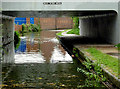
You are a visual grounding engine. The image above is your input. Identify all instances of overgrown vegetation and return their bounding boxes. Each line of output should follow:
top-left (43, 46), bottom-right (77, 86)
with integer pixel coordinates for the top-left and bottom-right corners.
top-left (73, 48), bottom-right (106, 87)
top-left (67, 17), bottom-right (80, 35)
top-left (14, 31), bottom-right (21, 50)
top-left (20, 24), bottom-right (41, 36)
top-left (77, 66), bottom-right (106, 87)
top-left (56, 17), bottom-right (80, 36)
top-left (86, 48), bottom-right (118, 77)
top-left (19, 24), bottom-right (26, 36)
top-left (72, 17), bottom-right (79, 29)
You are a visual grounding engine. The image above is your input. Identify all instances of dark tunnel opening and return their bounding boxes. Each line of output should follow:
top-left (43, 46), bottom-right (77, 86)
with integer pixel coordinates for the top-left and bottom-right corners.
top-left (2, 10), bottom-right (118, 45)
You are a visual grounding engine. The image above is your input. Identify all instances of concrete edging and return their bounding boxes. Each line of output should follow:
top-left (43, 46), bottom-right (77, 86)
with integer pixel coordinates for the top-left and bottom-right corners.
top-left (78, 49), bottom-right (120, 88)
top-left (56, 32), bottom-right (120, 88)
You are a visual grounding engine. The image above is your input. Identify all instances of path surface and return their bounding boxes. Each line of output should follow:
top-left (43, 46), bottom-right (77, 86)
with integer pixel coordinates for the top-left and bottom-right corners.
top-left (75, 44), bottom-right (118, 58)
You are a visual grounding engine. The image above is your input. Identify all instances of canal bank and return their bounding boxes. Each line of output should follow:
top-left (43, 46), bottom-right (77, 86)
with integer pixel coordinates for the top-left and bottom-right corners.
top-left (74, 45), bottom-right (120, 88)
top-left (2, 30), bottom-right (106, 88)
top-left (56, 32), bottom-right (120, 89)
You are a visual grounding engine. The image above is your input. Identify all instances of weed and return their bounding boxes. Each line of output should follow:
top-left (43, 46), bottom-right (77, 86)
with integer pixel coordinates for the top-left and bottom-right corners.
top-left (73, 47), bottom-right (107, 86)
top-left (86, 48), bottom-right (118, 77)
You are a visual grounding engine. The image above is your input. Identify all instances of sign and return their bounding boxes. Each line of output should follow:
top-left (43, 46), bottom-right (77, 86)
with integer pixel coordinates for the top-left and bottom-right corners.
top-left (30, 17), bottom-right (34, 24)
top-left (15, 17), bottom-right (26, 25)
top-left (43, 2), bottom-right (62, 5)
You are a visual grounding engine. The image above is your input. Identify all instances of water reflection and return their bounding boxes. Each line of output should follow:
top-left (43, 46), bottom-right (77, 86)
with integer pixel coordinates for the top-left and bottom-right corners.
top-left (15, 30), bottom-right (72, 63)
top-left (3, 30), bottom-right (106, 88)
top-left (3, 63), bottom-right (86, 88)
top-left (15, 37), bottom-right (26, 53)
top-left (50, 46), bottom-right (72, 63)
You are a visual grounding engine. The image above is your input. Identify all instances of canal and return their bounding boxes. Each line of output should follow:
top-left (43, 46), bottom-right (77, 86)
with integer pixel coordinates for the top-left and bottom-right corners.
top-left (2, 30), bottom-right (106, 88)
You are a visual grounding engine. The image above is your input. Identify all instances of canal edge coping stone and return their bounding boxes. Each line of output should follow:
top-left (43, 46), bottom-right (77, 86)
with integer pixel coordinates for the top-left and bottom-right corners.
top-left (56, 32), bottom-right (120, 88)
top-left (76, 48), bottom-right (120, 88)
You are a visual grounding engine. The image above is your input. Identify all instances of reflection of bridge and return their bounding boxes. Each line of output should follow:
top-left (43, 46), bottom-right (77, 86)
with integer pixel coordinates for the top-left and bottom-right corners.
top-left (1, 0), bottom-right (120, 83)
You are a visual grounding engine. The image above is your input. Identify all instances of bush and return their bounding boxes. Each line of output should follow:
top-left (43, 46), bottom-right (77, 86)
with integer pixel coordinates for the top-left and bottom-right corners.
top-left (72, 17), bottom-right (79, 29)
top-left (26, 24), bottom-right (41, 32)
top-left (20, 24), bottom-right (27, 36)
top-left (31, 24), bottom-right (39, 32)
top-left (22, 24), bottom-right (27, 32)
top-left (66, 17), bottom-right (80, 35)
top-left (19, 24), bottom-right (41, 36)
top-left (14, 31), bottom-right (21, 50)
top-left (26, 24), bottom-right (31, 32)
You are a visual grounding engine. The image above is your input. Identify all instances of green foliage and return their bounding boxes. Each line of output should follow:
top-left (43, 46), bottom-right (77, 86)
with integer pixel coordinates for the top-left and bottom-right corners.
top-left (56, 29), bottom-right (70, 36)
top-left (67, 28), bottom-right (79, 35)
top-left (72, 17), bottom-right (79, 29)
top-left (77, 67), bottom-right (104, 87)
top-left (114, 43), bottom-right (120, 47)
top-left (114, 43), bottom-right (120, 50)
top-left (56, 31), bottom-right (63, 36)
top-left (78, 60), bottom-right (106, 81)
top-left (73, 47), bottom-right (106, 87)
top-left (31, 24), bottom-right (39, 32)
top-left (86, 48), bottom-right (118, 77)
top-left (20, 24), bottom-right (26, 36)
top-left (56, 17), bottom-right (80, 36)
top-left (26, 24), bottom-right (31, 32)
top-left (19, 24), bottom-right (41, 36)
top-left (82, 61), bottom-right (92, 70)
top-left (14, 31), bottom-right (21, 50)
top-left (77, 61), bottom-right (107, 87)
top-left (28, 24), bottom-right (41, 32)
top-left (77, 78), bottom-right (102, 87)
top-left (22, 24), bottom-right (27, 32)
top-left (67, 17), bottom-right (79, 35)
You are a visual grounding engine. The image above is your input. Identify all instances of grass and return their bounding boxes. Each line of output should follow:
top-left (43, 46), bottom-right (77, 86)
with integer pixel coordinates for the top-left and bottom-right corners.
top-left (56, 29), bottom-right (80, 36)
top-left (56, 31), bottom-right (64, 36)
top-left (85, 48), bottom-right (118, 77)
top-left (56, 29), bottom-right (71, 36)
top-left (67, 28), bottom-right (79, 35)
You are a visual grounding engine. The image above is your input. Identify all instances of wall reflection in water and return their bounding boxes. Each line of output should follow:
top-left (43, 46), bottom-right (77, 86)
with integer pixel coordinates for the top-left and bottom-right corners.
top-left (15, 30), bottom-right (72, 64)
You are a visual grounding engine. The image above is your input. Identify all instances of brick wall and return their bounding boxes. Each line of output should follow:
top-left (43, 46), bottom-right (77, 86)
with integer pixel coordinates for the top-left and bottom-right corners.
top-left (56, 17), bottom-right (73, 29)
top-left (40, 18), bottom-right (56, 30)
top-left (15, 17), bottom-right (73, 30)
top-left (15, 25), bottom-right (22, 31)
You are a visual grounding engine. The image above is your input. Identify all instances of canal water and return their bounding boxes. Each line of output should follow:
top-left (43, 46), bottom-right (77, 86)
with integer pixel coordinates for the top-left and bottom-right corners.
top-left (3, 30), bottom-right (106, 88)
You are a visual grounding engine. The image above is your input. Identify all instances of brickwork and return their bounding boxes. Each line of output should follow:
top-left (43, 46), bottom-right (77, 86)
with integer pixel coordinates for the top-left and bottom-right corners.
top-left (34, 18), bottom-right (39, 24)
top-left (40, 18), bottom-right (56, 30)
top-left (26, 18), bottom-right (30, 24)
top-left (56, 17), bottom-right (73, 29)
top-left (15, 25), bottom-right (22, 31)
top-left (15, 17), bottom-right (73, 30)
